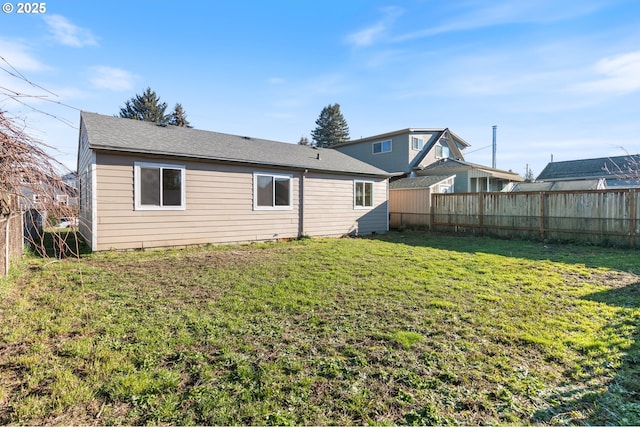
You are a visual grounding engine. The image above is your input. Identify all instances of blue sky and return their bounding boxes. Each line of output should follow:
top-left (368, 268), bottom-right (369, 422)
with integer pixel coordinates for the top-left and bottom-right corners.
top-left (1, 0), bottom-right (639, 177)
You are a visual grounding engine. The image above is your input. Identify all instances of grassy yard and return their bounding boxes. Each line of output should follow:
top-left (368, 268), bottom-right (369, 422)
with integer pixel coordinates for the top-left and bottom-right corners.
top-left (0, 231), bottom-right (639, 425)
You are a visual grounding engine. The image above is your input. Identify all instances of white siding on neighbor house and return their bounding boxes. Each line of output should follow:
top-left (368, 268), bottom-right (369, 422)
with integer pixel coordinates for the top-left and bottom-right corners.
top-left (91, 153), bottom-right (388, 250)
top-left (302, 173), bottom-right (388, 237)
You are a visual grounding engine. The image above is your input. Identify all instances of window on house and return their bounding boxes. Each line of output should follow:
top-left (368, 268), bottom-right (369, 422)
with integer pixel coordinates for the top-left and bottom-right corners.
top-left (56, 194), bottom-right (70, 205)
top-left (373, 140), bottom-right (392, 154)
top-left (254, 173), bottom-right (292, 210)
top-left (435, 144), bottom-right (450, 159)
top-left (354, 181), bottom-right (373, 208)
top-left (135, 162), bottom-right (185, 210)
top-left (412, 137), bottom-right (423, 150)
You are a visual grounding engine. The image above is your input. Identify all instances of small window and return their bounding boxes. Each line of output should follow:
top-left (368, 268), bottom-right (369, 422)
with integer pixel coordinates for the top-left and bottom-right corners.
top-left (135, 162), bottom-right (185, 210)
top-left (412, 137), bottom-right (423, 150)
top-left (373, 139), bottom-right (392, 154)
top-left (354, 181), bottom-right (373, 208)
top-left (435, 144), bottom-right (450, 159)
top-left (254, 173), bottom-right (292, 210)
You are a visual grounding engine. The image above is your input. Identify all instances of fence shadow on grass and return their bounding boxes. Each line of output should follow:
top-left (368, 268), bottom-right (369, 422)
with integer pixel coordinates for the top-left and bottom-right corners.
top-left (532, 282), bottom-right (640, 425)
top-left (372, 230), bottom-right (640, 274)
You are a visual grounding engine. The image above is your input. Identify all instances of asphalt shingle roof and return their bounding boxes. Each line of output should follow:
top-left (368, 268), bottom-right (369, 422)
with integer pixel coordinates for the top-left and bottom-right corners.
top-left (81, 112), bottom-right (389, 177)
top-left (537, 155), bottom-right (640, 181)
top-left (389, 175), bottom-right (454, 190)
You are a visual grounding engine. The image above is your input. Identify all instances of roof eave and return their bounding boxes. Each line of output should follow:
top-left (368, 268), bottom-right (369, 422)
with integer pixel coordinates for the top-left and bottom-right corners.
top-left (91, 145), bottom-right (391, 178)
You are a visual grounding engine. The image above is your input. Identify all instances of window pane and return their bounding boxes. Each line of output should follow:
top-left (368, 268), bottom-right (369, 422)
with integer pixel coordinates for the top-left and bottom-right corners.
top-left (364, 182), bottom-right (373, 207)
top-left (257, 175), bottom-right (273, 207)
top-left (382, 140), bottom-right (391, 152)
top-left (274, 177), bottom-right (290, 206)
top-left (162, 168), bottom-right (182, 206)
top-left (141, 167), bottom-right (160, 206)
top-left (373, 143), bottom-right (381, 153)
top-left (355, 182), bottom-right (364, 206)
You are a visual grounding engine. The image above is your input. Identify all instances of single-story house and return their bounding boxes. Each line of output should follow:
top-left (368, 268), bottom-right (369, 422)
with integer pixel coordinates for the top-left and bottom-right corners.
top-left (536, 155), bottom-right (640, 188)
top-left (77, 112), bottom-right (390, 251)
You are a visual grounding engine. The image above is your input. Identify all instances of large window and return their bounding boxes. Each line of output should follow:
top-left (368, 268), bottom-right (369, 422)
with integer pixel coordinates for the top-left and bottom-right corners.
top-left (254, 173), bottom-right (292, 210)
top-left (135, 162), bottom-right (185, 210)
top-left (354, 181), bottom-right (373, 208)
top-left (373, 139), bottom-right (392, 154)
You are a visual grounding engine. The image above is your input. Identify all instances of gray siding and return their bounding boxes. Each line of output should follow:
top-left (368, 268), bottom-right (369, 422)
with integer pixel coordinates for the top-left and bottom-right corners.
top-left (77, 121), bottom-right (95, 250)
top-left (335, 135), bottom-right (411, 174)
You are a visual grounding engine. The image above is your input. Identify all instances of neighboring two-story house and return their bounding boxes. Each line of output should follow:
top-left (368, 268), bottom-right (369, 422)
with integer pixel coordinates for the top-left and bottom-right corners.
top-left (333, 128), bottom-right (523, 193)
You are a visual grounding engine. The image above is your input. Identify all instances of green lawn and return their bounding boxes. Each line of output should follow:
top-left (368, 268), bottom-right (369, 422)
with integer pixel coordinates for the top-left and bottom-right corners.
top-left (1, 232), bottom-right (639, 425)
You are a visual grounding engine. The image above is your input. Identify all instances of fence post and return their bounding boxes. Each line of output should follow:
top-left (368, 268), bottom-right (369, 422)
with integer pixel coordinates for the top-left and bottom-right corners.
top-left (478, 193), bottom-right (484, 236)
top-left (430, 196), bottom-right (435, 231)
top-left (630, 189), bottom-right (636, 247)
top-left (539, 192), bottom-right (545, 241)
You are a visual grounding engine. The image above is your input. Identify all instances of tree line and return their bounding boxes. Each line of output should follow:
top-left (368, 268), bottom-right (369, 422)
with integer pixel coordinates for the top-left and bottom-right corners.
top-left (119, 88), bottom-right (350, 147)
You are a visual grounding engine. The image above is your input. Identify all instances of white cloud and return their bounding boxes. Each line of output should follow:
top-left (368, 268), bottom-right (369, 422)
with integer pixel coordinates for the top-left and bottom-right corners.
top-left (394, 1), bottom-right (606, 42)
top-left (345, 6), bottom-right (403, 47)
top-left (43, 14), bottom-right (98, 47)
top-left (571, 51), bottom-right (640, 95)
top-left (89, 66), bottom-right (138, 91)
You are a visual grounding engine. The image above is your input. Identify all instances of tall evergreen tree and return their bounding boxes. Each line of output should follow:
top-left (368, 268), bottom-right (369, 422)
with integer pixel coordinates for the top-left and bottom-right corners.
top-left (118, 87), bottom-right (168, 123)
top-left (310, 103), bottom-right (350, 148)
top-left (167, 103), bottom-right (192, 128)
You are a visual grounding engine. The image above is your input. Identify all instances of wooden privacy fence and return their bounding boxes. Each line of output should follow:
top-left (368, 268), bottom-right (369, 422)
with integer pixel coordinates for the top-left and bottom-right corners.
top-left (390, 188), bottom-right (640, 247)
top-left (0, 213), bottom-right (23, 276)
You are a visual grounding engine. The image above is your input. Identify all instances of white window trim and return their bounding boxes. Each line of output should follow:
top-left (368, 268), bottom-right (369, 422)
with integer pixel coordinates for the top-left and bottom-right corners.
top-left (134, 161), bottom-right (186, 211)
top-left (253, 172), bottom-right (294, 211)
top-left (412, 137), bottom-right (423, 151)
top-left (372, 139), bottom-right (392, 155)
top-left (354, 180), bottom-right (374, 209)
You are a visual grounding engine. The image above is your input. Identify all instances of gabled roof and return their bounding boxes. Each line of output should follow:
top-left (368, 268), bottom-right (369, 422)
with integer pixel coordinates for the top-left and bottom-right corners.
top-left (333, 128), bottom-right (470, 149)
top-left (537, 155), bottom-right (640, 181)
top-left (80, 112), bottom-right (389, 177)
top-left (389, 175), bottom-right (455, 190)
top-left (417, 158), bottom-right (524, 181)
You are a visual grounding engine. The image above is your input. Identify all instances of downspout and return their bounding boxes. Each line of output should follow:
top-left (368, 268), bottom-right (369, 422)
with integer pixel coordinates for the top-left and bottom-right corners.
top-left (386, 177), bottom-right (390, 232)
top-left (299, 169), bottom-right (307, 238)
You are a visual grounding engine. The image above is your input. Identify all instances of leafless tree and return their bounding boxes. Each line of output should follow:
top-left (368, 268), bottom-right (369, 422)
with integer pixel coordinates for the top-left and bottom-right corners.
top-left (1, 56), bottom-right (81, 258)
